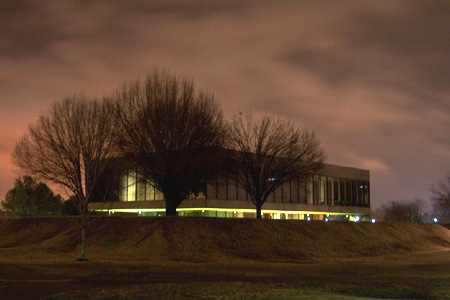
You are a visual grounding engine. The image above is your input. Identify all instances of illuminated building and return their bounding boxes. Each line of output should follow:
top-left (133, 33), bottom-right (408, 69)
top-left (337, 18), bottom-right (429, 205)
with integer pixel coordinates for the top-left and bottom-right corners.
top-left (89, 163), bottom-right (370, 220)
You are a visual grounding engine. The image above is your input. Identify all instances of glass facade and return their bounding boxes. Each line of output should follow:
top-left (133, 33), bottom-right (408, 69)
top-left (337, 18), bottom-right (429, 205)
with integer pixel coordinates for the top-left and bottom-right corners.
top-left (119, 169), bottom-right (205, 202)
top-left (118, 169), bottom-right (370, 208)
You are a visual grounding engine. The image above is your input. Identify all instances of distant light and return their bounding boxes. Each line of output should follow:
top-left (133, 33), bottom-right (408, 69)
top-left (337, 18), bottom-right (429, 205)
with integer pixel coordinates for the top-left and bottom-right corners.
top-left (268, 178), bottom-right (275, 181)
top-left (434, 218), bottom-right (439, 223)
top-left (354, 216), bottom-right (360, 222)
top-left (371, 219), bottom-right (376, 224)
top-left (325, 218), bottom-right (329, 222)
top-left (138, 210), bottom-right (141, 215)
top-left (307, 217), bottom-right (311, 221)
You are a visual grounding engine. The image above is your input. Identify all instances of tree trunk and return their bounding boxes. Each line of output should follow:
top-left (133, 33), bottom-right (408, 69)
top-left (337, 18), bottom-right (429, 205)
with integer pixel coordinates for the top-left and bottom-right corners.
top-left (165, 200), bottom-right (178, 216)
top-left (256, 204), bottom-right (262, 219)
top-left (78, 213), bottom-right (88, 261)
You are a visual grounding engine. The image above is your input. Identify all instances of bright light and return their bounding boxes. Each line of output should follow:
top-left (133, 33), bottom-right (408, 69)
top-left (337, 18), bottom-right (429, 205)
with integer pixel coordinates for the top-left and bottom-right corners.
top-left (354, 216), bottom-right (360, 222)
top-left (325, 218), bottom-right (329, 222)
top-left (307, 217), bottom-right (311, 221)
top-left (371, 219), bottom-right (376, 224)
top-left (434, 218), bottom-right (439, 223)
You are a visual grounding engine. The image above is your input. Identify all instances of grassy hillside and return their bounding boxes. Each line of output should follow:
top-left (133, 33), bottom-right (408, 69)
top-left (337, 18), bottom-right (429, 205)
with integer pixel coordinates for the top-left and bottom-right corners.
top-left (0, 216), bottom-right (449, 262)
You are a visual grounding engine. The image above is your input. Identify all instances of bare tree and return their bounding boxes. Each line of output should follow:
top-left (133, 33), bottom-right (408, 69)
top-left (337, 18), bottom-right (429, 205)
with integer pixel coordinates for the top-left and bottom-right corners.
top-left (112, 70), bottom-right (225, 216)
top-left (431, 172), bottom-right (450, 222)
top-left (227, 113), bottom-right (325, 218)
top-left (379, 199), bottom-right (424, 222)
top-left (12, 96), bottom-right (120, 260)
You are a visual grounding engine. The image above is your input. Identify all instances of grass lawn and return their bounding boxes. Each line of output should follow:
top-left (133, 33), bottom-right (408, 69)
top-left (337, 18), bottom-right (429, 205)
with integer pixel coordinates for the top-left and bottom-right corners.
top-left (1, 250), bottom-right (449, 300)
top-left (1, 217), bottom-right (449, 299)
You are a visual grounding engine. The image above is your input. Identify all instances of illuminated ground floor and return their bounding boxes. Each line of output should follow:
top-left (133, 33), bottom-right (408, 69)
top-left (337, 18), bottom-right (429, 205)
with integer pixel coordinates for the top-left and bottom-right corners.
top-left (89, 198), bottom-right (371, 221)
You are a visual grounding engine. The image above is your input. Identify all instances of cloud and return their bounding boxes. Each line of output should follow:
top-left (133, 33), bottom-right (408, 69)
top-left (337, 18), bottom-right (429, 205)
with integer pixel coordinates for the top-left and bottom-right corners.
top-left (0, 0), bottom-right (448, 208)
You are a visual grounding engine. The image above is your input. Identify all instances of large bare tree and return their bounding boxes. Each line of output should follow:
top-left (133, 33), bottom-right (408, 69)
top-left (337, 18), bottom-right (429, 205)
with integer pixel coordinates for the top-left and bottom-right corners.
top-left (12, 96), bottom-right (120, 260)
top-left (431, 172), bottom-right (450, 222)
top-left (227, 113), bottom-right (325, 218)
top-left (112, 70), bottom-right (225, 216)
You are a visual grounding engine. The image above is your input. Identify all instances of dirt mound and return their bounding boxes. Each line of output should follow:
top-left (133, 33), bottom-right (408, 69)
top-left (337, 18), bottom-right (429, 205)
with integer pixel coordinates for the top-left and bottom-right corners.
top-left (1, 217), bottom-right (449, 262)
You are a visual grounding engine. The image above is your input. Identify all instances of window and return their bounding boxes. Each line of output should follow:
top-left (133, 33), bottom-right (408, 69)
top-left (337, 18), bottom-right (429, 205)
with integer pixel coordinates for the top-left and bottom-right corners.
top-left (299, 177), bottom-right (306, 204)
top-left (291, 178), bottom-right (300, 203)
top-left (327, 177), bottom-right (333, 205)
top-left (364, 181), bottom-right (370, 207)
top-left (313, 175), bottom-right (320, 205)
top-left (346, 180), bottom-right (352, 206)
top-left (306, 176), bottom-right (313, 204)
top-left (320, 176), bottom-right (326, 205)
top-left (136, 171), bottom-right (146, 201)
top-left (227, 173), bottom-right (237, 200)
top-left (127, 171), bottom-right (137, 201)
top-left (351, 180), bottom-right (357, 206)
top-left (333, 178), bottom-right (340, 206)
top-left (283, 181), bottom-right (291, 203)
top-left (207, 175), bottom-right (218, 200)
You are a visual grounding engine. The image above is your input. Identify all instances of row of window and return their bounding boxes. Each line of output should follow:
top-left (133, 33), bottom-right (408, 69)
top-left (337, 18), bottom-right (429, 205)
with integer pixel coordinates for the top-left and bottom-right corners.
top-left (119, 170), bottom-right (370, 207)
top-left (207, 174), bottom-right (370, 207)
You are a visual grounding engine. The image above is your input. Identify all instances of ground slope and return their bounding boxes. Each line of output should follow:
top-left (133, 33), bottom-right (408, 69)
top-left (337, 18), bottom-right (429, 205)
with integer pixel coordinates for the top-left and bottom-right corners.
top-left (0, 216), bottom-right (449, 262)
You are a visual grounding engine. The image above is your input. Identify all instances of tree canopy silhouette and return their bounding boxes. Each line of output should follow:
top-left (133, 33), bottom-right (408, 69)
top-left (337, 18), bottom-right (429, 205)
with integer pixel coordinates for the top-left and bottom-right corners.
top-left (227, 113), bottom-right (325, 218)
top-left (12, 95), bottom-right (120, 260)
top-left (2, 175), bottom-right (63, 216)
top-left (112, 70), bottom-right (226, 216)
top-left (431, 172), bottom-right (450, 222)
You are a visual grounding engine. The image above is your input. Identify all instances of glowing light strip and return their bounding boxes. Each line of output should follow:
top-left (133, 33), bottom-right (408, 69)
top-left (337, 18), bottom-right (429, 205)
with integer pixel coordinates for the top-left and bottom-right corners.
top-left (92, 207), bottom-right (357, 216)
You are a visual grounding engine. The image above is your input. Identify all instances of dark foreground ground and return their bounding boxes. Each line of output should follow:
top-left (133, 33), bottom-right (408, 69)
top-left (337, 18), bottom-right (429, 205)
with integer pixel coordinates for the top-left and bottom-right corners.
top-left (1, 217), bottom-right (449, 299)
top-left (1, 250), bottom-right (450, 300)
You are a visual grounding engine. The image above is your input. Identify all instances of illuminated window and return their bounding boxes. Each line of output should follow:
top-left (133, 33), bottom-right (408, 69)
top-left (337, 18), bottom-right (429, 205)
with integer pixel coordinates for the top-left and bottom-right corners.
top-left (136, 171), bottom-right (146, 201)
top-left (119, 171), bottom-right (128, 201)
top-left (127, 170), bottom-right (136, 201)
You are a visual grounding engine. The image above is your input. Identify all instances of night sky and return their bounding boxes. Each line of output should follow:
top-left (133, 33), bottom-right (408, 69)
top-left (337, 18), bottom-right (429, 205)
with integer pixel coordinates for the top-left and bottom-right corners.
top-left (1, 1), bottom-right (449, 210)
